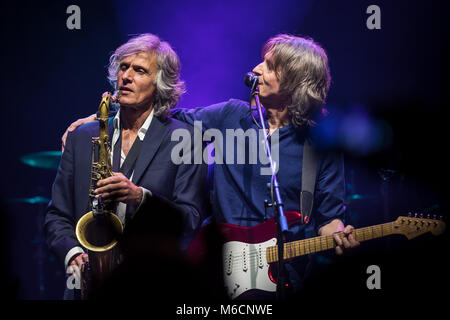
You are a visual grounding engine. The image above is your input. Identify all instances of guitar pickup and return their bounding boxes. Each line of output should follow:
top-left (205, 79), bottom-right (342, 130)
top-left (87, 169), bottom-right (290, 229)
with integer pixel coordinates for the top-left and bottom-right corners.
top-left (242, 246), bottom-right (248, 272)
top-left (258, 245), bottom-right (264, 269)
top-left (226, 252), bottom-right (233, 275)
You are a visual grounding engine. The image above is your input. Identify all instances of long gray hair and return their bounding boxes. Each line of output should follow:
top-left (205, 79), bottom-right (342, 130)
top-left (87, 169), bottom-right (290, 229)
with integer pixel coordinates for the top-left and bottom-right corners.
top-left (108, 33), bottom-right (185, 119)
top-left (262, 34), bottom-right (331, 129)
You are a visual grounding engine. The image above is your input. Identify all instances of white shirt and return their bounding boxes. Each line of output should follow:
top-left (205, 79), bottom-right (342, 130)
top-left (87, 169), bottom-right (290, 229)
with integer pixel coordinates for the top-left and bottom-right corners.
top-left (111, 108), bottom-right (154, 224)
top-left (64, 109), bottom-right (153, 269)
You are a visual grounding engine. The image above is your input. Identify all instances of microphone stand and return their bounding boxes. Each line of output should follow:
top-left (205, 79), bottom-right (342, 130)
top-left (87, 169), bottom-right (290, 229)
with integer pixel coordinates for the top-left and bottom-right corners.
top-left (250, 86), bottom-right (289, 300)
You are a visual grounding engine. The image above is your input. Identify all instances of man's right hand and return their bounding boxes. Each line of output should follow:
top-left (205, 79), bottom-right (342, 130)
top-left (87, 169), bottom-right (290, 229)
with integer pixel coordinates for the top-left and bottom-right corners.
top-left (69, 253), bottom-right (89, 274)
top-left (61, 114), bottom-right (97, 152)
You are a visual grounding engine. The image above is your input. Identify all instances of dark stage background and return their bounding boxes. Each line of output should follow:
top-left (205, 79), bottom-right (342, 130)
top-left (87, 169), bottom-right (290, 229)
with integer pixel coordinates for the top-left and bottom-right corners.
top-left (1, 0), bottom-right (448, 309)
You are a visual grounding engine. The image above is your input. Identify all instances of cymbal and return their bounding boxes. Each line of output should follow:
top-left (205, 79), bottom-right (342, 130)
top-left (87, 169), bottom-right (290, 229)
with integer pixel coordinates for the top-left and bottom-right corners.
top-left (344, 193), bottom-right (379, 205)
top-left (8, 196), bottom-right (50, 204)
top-left (20, 151), bottom-right (62, 170)
top-left (345, 193), bottom-right (378, 201)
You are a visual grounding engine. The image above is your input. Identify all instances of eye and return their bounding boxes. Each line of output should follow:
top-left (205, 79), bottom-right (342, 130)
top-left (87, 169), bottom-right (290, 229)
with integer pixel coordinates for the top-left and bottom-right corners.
top-left (134, 67), bottom-right (148, 75)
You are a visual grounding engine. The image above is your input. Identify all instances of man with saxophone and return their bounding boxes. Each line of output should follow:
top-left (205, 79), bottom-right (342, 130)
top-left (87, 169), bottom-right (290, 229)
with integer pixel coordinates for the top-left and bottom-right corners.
top-left (45, 34), bottom-right (208, 299)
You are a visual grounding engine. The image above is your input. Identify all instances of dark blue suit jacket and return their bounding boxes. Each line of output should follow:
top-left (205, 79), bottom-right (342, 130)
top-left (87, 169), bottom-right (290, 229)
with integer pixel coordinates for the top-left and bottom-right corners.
top-left (44, 115), bottom-right (208, 266)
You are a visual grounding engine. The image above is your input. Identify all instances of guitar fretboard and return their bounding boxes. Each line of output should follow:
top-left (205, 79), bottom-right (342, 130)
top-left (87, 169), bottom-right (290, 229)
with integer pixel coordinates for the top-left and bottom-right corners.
top-left (266, 222), bottom-right (396, 263)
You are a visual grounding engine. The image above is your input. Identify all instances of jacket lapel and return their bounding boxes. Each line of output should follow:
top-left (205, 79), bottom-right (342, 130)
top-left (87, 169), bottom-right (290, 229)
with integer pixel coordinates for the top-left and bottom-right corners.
top-left (131, 116), bottom-right (168, 185)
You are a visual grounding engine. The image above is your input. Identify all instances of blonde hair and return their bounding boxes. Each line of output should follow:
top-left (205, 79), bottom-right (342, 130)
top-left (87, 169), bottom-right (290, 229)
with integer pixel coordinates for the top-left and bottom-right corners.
top-left (262, 34), bottom-right (331, 129)
top-left (108, 33), bottom-right (185, 119)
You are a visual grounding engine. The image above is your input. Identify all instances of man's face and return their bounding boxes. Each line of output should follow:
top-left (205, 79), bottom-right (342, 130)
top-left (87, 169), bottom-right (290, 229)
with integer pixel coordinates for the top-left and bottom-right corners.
top-left (117, 51), bottom-right (158, 110)
top-left (252, 51), bottom-right (283, 108)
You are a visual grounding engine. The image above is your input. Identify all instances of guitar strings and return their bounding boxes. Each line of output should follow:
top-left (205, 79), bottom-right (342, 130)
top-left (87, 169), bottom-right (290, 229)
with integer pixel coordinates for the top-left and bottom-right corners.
top-left (227, 224), bottom-right (395, 265)
top-left (224, 221), bottom-right (436, 274)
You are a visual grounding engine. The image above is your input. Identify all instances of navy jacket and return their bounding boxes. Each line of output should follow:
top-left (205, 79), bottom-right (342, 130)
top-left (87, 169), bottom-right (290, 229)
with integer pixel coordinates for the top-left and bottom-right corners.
top-left (44, 115), bottom-right (208, 266)
top-left (171, 99), bottom-right (346, 291)
top-left (171, 99), bottom-right (345, 236)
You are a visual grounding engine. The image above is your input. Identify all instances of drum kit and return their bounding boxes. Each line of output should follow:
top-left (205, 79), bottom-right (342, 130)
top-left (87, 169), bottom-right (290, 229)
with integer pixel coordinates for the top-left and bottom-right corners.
top-left (8, 151), bottom-right (62, 299)
top-left (8, 151), bottom-right (61, 205)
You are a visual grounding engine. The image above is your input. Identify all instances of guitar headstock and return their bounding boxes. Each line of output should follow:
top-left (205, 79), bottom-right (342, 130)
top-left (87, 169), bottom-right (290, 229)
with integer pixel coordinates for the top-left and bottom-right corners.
top-left (393, 214), bottom-right (446, 240)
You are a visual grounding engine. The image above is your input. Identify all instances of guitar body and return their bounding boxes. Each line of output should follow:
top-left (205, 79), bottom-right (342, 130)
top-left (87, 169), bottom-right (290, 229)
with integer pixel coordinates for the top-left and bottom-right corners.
top-left (187, 212), bottom-right (445, 300)
top-left (187, 211), bottom-right (303, 299)
top-left (222, 238), bottom-right (277, 299)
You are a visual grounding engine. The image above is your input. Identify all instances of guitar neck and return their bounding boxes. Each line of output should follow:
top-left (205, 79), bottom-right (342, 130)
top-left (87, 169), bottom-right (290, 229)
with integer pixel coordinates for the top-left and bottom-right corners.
top-left (266, 222), bottom-right (396, 263)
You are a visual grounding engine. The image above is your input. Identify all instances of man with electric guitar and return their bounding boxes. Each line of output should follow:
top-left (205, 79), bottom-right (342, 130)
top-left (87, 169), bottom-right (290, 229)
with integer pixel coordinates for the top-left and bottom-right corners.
top-left (61, 34), bottom-right (445, 300)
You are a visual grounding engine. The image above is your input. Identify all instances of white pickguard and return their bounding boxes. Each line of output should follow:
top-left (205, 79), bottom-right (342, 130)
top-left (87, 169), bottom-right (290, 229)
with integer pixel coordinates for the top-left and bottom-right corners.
top-left (223, 238), bottom-right (277, 299)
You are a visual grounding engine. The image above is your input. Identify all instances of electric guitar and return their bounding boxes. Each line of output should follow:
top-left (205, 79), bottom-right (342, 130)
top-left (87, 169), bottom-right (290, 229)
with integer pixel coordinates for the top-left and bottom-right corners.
top-left (187, 211), bottom-right (446, 300)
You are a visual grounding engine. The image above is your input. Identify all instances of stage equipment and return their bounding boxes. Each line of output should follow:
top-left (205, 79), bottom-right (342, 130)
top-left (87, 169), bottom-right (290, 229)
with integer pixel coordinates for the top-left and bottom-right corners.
top-left (20, 151), bottom-right (62, 170)
top-left (244, 72), bottom-right (289, 300)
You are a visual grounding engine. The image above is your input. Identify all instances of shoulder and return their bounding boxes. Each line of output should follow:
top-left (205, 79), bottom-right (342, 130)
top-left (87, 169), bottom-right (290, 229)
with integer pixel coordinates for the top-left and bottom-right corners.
top-left (77, 121), bottom-right (99, 133)
top-left (204, 98), bottom-right (250, 123)
top-left (315, 147), bottom-right (344, 177)
top-left (67, 121), bottom-right (99, 142)
top-left (223, 98), bottom-right (249, 114)
top-left (162, 116), bottom-right (194, 132)
top-left (227, 98), bottom-right (248, 108)
top-left (199, 98), bottom-right (249, 115)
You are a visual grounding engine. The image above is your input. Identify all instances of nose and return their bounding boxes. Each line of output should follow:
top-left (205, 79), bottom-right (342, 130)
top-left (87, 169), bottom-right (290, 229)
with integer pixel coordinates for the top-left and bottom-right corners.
top-left (252, 62), bottom-right (263, 76)
top-left (121, 67), bottom-right (133, 84)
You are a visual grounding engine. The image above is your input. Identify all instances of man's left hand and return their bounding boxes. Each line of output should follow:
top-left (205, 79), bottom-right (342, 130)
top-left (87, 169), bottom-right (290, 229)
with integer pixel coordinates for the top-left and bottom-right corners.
top-left (318, 219), bottom-right (360, 255)
top-left (332, 224), bottom-right (360, 255)
top-left (94, 172), bottom-right (143, 207)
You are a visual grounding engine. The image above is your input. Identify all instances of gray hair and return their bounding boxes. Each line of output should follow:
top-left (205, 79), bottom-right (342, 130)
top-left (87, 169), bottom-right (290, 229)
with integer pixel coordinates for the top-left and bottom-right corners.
top-left (262, 34), bottom-right (331, 129)
top-left (108, 33), bottom-right (185, 119)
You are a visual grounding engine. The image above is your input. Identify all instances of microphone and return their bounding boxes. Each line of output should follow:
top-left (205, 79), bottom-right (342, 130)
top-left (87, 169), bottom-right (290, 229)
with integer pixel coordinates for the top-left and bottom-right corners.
top-left (244, 72), bottom-right (258, 88)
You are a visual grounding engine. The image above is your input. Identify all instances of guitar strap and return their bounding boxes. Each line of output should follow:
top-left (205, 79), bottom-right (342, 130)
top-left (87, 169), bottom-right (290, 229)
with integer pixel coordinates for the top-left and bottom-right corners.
top-left (300, 139), bottom-right (318, 224)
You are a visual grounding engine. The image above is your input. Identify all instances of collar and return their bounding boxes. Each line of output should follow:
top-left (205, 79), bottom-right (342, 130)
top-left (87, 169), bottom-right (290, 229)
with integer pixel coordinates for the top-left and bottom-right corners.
top-left (113, 108), bottom-right (154, 141)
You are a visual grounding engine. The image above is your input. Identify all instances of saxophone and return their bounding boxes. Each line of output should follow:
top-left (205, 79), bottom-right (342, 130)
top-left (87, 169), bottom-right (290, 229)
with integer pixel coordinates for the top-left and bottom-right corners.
top-left (75, 92), bottom-right (124, 299)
